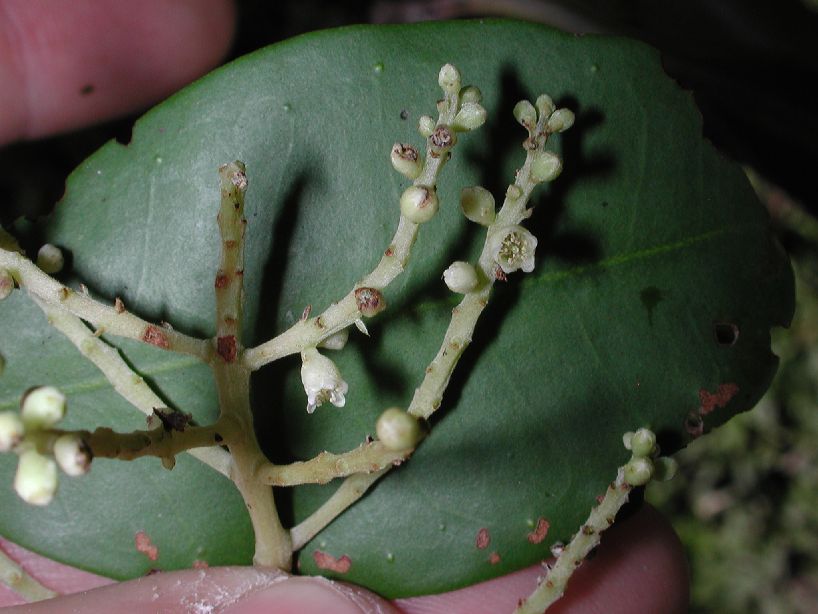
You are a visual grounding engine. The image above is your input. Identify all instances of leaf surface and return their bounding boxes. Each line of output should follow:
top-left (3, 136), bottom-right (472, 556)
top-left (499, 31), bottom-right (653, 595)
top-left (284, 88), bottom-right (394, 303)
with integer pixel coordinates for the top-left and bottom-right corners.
top-left (0, 20), bottom-right (793, 597)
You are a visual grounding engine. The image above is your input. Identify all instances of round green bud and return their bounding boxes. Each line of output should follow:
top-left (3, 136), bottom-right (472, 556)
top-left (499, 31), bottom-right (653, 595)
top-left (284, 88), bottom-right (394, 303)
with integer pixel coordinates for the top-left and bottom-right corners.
top-left (535, 94), bottom-right (555, 119)
top-left (624, 457), bottom-right (654, 486)
top-left (0, 268), bottom-right (13, 300)
top-left (654, 456), bottom-right (679, 482)
top-left (460, 85), bottom-right (483, 104)
top-left (400, 186), bottom-right (439, 224)
top-left (438, 64), bottom-right (461, 95)
top-left (443, 261), bottom-right (479, 294)
top-left (418, 115), bottom-right (436, 138)
top-left (376, 408), bottom-right (422, 451)
top-left (513, 100), bottom-right (537, 130)
top-left (460, 186), bottom-right (496, 226)
top-left (54, 434), bottom-right (92, 476)
top-left (546, 108), bottom-right (575, 133)
top-left (0, 411), bottom-right (24, 452)
top-left (390, 143), bottom-right (423, 179)
top-left (21, 386), bottom-right (66, 429)
top-left (453, 102), bottom-right (487, 132)
top-left (630, 428), bottom-right (657, 458)
top-left (14, 450), bottom-right (58, 506)
top-left (36, 244), bottom-right (64, 274)
top-left (530, 150), bottom-right (563, 183)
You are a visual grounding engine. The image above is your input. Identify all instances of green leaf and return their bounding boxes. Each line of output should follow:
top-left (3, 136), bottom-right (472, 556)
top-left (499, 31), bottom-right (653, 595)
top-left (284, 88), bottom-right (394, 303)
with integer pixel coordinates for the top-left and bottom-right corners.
top-left (0, 20), bottom-right (794, 598)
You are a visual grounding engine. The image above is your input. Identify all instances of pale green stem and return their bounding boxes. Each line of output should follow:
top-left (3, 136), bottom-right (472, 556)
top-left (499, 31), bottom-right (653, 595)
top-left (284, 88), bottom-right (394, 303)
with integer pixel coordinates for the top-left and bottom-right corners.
top-left (514, 468), bottom-right (633, 614)
top-left (290, 469), bottom-right (388, 550)
top-left (0, 547), bottom-right (56, 603)
top-left (34, 299), bottom-right (230, 477)
top-left (215, 364), bottom-right (292, 569)
top-left (0, 247), bottom-right (211, 361)
top-left (242, 86), bottom-right (462, 370)
top-left (211, 162), bottom-right (292, 569)
top-left (256, 441), bottom-right (409, 486)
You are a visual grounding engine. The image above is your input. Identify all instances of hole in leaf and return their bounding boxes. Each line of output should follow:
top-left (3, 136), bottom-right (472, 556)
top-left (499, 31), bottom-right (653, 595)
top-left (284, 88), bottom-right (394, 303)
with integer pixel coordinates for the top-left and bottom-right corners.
top-left (713, 322), bottom-right (739, 347)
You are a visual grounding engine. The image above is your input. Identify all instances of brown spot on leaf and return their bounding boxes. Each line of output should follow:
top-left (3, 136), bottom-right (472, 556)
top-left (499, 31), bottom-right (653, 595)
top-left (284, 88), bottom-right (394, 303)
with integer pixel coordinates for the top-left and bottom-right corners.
top-left (699, 383), bottom-right (739, 415)
top-left (527, 518), bottom-right (550, 544)
top-left (224, 240), bottom-right (238, 249)
top-left (313, 551), bottom-right (351, 574)
top-left (217, 335), bottom-right (238, 363)
top-left (215, 271), bottom-right (230, 289)
top-left (385, 246), bottom-right (394, 257)
top-left (135, 531), bottom-right (158, 561)
top-left (476, 528), bottom-right (490, 550)
top-left (142, 325), bottom-right (170, 349)
top-left (192, 560), bottom-right (209, 569)
top-left (114, 297), bottom-right (125, 313)
top-left (489, 552), bottom-right (501, 565)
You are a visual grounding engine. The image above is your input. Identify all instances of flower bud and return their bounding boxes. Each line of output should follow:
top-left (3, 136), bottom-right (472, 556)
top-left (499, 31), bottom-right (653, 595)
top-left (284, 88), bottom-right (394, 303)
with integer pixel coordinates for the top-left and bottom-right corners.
top-left (390, 143), bottom-right (423, 180)
top-left (630, 428), bottom-right (657, 458)
top-left (654, 456), bottom-right (678, 482)
top-left (21, 386), bottom-right (66, 429)
top-left (0, 268), bottom-right (13, 300)
top-left (535, 94), bottom-right (555, 119)
top-left (438, 64), bottom-right (461, 95)
top-left (300, 349), bottom-right (348, 414)
top-left (624, 457), bottom-right (654, 486)
top-left (418, 115), bottom-right (436, 138)
top-left (513, 100), bottom-right (537, 130)
top-left (14, 450), bottom-right (58, 506)
top-left (400, 186), bottom-right (439, 224)
top-left (443, 261), bottom-right (478, 294)
top-left (36, 244), bottom-right (64, 274)
top-left (54, 434), bottom-right (92, 476)
top-left (318, 328), bottom-right (349, 351)
top-left (546, 108), bottom-right (575, 133)
top-left (530, 150), bottom-right (563, 183)
top-left (460, 85), bottom-right (482, 104)
top-left (453, 102), bottom-right (487, 131)
top-left (354, 287), bottom-right (386, 317)
top-left (376, 408), bottom-right (422, 451)
top-left (460, 186), bottom-right (495, 226)
top-left (0, 411), bottom-right (24, 452)
top-left (622, 431), bottom-right (634, 450)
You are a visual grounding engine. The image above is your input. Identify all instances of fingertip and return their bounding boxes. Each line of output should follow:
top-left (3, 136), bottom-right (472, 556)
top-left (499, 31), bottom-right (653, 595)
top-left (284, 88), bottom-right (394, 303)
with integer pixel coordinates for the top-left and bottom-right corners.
top-left (0, 0), bottom-right (236, 145)
top-left (223, 576), bottom-right (401, 614)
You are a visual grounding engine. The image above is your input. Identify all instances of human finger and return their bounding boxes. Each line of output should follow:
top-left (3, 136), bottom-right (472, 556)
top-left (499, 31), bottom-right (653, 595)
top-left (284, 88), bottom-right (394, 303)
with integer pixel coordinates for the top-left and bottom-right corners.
top-left (0, 0), bottom-right (236, 146)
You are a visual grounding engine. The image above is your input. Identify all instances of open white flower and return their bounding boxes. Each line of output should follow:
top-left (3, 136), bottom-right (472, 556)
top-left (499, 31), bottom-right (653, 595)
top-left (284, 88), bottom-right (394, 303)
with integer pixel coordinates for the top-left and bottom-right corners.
top-left (300, 348), bottom-right (349, 414)
top-left (489, 225), bottom-right (538, 274)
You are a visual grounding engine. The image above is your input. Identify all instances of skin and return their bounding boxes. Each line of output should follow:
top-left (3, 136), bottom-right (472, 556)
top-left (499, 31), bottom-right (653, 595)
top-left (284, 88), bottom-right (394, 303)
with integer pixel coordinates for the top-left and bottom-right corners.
top-left (0, 1), bottom-right (690, 612)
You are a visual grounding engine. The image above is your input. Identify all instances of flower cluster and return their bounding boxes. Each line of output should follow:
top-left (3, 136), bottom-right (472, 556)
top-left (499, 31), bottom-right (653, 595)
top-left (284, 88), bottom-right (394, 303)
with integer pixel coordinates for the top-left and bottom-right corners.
top-left (0, 386), bottom-right (91, 506)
